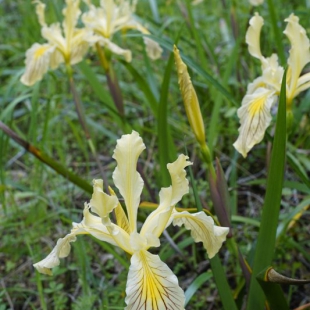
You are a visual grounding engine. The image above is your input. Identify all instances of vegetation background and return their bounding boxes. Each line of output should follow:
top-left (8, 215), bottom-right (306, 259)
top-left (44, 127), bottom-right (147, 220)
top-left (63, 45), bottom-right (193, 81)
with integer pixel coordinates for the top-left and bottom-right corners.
top-left (0, 0), bottom-right (309, 309)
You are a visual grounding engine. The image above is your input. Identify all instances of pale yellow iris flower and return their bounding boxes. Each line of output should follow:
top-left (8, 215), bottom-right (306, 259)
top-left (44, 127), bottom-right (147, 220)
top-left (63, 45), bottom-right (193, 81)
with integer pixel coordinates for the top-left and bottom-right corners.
top-left (21, 0), bottom-right (95, 86)
top-left (234, 13), bottom-right (310, 157)
top-left (82, 0), bottom-right (163, 62)
top-left (34, 131), bottom-right (229, 309)
top-left (249, 0), bottom-right (264, 6)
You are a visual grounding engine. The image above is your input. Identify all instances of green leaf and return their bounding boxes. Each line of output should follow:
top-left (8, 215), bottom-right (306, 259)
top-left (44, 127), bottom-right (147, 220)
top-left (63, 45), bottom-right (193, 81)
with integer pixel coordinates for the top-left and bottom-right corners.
top-left (287, 151), bottom-right (310, 189)
top-left (157, 47), bottom-right (177, 186)
top-left (120, 61), bottom-right (158, 116)
top-left (246, 70), bottom-right (287, 309)
top-left (185, 272), bottom-right (213, 306)
top-left (138, 34), bottom-right (237, 106)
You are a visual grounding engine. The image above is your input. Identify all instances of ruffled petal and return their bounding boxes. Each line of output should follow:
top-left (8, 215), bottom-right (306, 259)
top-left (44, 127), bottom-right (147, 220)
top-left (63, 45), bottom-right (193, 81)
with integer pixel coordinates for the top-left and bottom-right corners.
top-left (20, 43), bottom-right (54, 86)
top-left (98, 37), bottom-right (132, 62)
top-left (90, 179), bottom-right (118, 221)
top-left (62, 0), bottom-right (81, 39)
top-left (140, 154), bottom-right (192, 239)
top-left (284, 14), bottom-right (310, 99)
top-left (171, 211), bottom-right (229, 259)
top-left (34, 0), bottom-right (46, 27)
top-left (125, 250), bottom-right (185, 310)
top-left (246, 13), bottom-right (264, 62)
top-left (233, 87), bottom-right (277, 157)
top-left (143, 37), bottom-right (163, 60)
top-left (112, 131), bottom-right (145, 233)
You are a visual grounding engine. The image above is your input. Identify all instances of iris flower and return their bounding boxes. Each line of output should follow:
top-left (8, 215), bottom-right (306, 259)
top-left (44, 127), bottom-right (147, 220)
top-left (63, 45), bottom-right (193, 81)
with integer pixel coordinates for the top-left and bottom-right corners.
top-left (82, 0), bottom-right (163, 62)
top-left (34, 131), bottom-right (229, 309)
top-left (21, 0), bottom-right (94, 86)
top-left (249, 0), bottom-right (264, 6)
top-left (234, 13), bottom-right (310, 157)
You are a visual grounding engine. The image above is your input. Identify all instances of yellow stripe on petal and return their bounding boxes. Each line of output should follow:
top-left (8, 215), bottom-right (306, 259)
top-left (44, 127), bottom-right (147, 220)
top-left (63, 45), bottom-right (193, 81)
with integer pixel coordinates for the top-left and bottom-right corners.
top-left (233, 87), bottom-right (276, 157)
top-left (20, 43), bottom-right (54, 86)
top-left (172, 210), bottom-right (229, 259)
top-left (109, 186), bottom-right (131, 234)
top-left (125, 250), bottom-right (185, 310)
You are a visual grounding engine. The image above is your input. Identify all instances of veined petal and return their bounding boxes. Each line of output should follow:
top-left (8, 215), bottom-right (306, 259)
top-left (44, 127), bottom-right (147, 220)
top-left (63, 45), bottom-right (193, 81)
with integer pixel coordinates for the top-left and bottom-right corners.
top-left (125, 250), bottom-right (185, 310)
top-left (42, 23), bottom-right (66, 53)
top-left (112, 131), bottom-right (145, 233)
top-left (171, 210), bottom-right (229, 259)
top-left (33, 234), bottom-right (77, 275)
top-left (246, 13), bottom-right (265, 62)
top-left (140, 155), bottom-right (192, 239)
top-left (233, 87), bottom-right (277, 157)
top-left (98, 37), bottom-right (132, 62)
top-left (20, 43), bottom-right (54, 86)
top-left (284, 14), bottom-right (310, 99)
top-left (90, 179), bottom-right (118, 221)
top-left (70, 29), bottom-right (93, 65)
top-left (143, 37), bottom-right (163, 60)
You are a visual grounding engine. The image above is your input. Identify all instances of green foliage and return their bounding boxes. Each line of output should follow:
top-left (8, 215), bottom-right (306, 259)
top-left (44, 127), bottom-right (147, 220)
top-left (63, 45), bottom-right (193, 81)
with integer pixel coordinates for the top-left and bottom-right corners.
top-left (1, 0), bottom-right (310, 309)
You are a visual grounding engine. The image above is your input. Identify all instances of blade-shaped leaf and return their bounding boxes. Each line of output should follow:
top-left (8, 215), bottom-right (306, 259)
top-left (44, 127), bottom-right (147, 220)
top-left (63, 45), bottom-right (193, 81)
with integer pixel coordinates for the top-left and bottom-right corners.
top-left (246, 70), bottom-right (287, 309)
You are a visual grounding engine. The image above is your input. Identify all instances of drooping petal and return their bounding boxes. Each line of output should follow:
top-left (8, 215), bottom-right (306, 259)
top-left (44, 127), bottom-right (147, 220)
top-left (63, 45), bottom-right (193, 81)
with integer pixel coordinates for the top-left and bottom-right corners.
top-left (284, 14), bottom-right (310, 100)
top-left (33, 234), bottom-right (77, 275)
top-left (89, 179), bottom-right (119, 221)
top-left (246, 13), bottom-right (265, 62)
top-left (143, 37), bottom-right (163, 60)
top-left (98, 37), bottom-right (132, 62)
top-left (20, 43), bottom-right (54, 86)
top-left (233, 87), bottom-right (277, 157)
top-left (140, 154), bottom-right (192, 239)
top-left (112, 131), bottom-right (145, 233)
top-left (171, 210), bottom-right (229, 259)
top-left (125, 250), bottom-right (185, 310)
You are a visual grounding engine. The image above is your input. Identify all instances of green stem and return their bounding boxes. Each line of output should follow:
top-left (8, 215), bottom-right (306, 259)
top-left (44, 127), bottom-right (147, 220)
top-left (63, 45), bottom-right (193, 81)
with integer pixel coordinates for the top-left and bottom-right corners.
top-left (67, 66), bottom-right (109, 192)
top-left (0, 121), bottom-right (92, 194)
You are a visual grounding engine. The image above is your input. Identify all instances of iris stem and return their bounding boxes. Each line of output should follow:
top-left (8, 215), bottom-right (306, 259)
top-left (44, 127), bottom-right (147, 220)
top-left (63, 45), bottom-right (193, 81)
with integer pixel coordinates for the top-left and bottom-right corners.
top-left (67, 64), bottom-right (109, 192)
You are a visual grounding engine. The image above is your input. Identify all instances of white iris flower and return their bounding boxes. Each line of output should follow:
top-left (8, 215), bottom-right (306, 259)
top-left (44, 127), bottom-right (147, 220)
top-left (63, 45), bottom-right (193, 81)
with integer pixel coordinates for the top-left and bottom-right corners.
top-left (21, 0), bottom-right (95, 86)
top-left (82, 0), bottom-right (163, 62)
top-left (234, 13), bottom-right (310, 157)
top-left (34, 131), bottom-right (229, 309)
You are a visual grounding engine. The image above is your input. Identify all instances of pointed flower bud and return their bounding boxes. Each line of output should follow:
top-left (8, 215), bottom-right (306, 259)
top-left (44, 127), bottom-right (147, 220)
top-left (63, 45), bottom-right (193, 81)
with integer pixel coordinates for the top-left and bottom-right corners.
top-left (174, 45), bottom-right (206, 146)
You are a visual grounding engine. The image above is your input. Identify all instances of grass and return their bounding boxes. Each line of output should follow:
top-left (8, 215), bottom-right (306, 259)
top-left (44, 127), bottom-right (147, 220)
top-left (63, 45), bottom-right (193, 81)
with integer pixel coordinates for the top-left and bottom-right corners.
top-left (1, 0), bottom-right (310, 309)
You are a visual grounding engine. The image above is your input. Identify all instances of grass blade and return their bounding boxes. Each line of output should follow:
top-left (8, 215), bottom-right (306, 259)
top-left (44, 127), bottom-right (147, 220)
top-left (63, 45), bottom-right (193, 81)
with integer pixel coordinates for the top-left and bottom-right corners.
top-left (184, 272), bottom-right (212, 306)
top-left (246, 70), bottom-right (287, 309)
top-left (157, 51), bottom-right (177, 186)
top-left (0, 121), bottom-right (92, 194)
